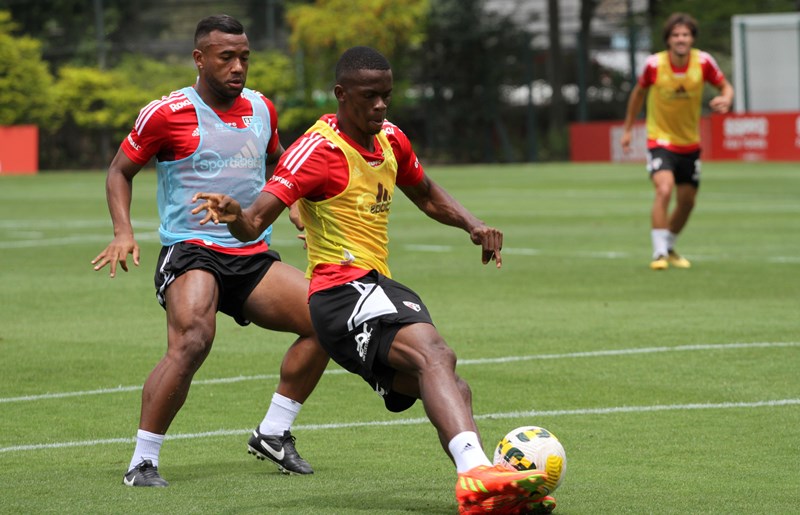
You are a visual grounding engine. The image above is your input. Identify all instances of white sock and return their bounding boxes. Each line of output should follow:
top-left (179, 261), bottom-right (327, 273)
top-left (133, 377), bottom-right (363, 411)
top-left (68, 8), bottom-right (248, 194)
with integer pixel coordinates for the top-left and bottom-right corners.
top-left (667, 231), bottom-right (678, 252)
top-left (448, 431), bottom-right (491, 473)
top-left (651, 229), bottom-right (670, 259)
top-left (129, 429), bottom-right (165, 471)
top-left (258, 392), bottom-right (302, 435)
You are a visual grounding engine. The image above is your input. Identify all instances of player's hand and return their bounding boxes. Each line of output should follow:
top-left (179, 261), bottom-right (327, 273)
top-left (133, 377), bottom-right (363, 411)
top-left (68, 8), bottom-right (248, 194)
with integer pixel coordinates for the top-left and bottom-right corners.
top-left (287, 202), bottom-right (308, 249)
top-left (91, 234), bottom-right (140, 278)
top-left (620, 130), bottom-right (632, 154)
top-left (469, 224), bottom-right (503, 268)
top-left (288, 202), bottom-right (305, 231)
top-left (709, 95), bottom-right (731, 114)
top-left (191, 193), bottom-right (242, 225)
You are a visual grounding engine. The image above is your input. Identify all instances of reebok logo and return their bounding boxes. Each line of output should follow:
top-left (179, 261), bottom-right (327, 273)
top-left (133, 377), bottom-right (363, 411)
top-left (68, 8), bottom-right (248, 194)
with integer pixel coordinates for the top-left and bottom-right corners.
top-left (369, 183), bottom-right (391, 214)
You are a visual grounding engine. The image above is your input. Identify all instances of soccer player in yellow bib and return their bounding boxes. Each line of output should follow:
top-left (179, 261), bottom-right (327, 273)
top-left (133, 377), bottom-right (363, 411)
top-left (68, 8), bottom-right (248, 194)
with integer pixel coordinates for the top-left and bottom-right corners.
top-left (621, 12), bottom-right (733, 270)
top-left (193, 46), bottom-right (554, 514)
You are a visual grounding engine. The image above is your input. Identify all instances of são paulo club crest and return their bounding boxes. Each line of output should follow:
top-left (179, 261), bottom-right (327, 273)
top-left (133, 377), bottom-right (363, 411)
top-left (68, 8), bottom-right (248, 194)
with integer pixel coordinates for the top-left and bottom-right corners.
top-left (243, 116), bottom-right (263, 137)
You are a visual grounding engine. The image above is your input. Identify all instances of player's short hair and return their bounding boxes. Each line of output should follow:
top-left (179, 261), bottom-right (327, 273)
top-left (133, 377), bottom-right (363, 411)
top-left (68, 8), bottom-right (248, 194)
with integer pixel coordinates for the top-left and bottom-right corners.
top-left (662, 12), bottom-right (698, 46)
top-left (194, 15), bottom-right (244, 48)
top-left (335, 46), bottom-right (391, 83)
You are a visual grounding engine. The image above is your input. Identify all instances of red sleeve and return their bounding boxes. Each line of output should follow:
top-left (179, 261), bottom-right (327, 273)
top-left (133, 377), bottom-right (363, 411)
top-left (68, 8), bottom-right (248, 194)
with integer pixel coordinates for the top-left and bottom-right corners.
top-left (638, 55), bottom-right (659, 88)
top-left (120, 106), bottom-right (168, 165)
top-left (264, 132), bottom-right (335, 205)
top-left (384, 122), bottom-right (424, 186)
top-left (266, 119), bottom-right (423, 204)
top-left (700, 51), bottom-right (725, 87)
top-left (257, 93), bottom-right (281, 155)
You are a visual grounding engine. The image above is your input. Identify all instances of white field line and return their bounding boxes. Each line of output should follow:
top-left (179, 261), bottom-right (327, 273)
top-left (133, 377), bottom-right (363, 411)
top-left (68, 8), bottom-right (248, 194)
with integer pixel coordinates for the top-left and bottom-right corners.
top-left (2, 342), bottom-right (797, 406)
top-left (0, 369), bottom-right (346, 404)
top-left (408, 245), bottom-right (800, 263)
top-left (2, 398), bottom-right (798, 454)
top-left (3, 227), bottom-right (800, 263)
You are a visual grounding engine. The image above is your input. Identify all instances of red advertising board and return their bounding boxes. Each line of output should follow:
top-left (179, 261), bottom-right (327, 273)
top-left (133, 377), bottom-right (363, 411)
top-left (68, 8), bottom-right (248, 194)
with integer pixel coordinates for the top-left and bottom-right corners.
top-left (0, 125), bottom-right (39, 174)
top-left (708, 111), bottom-right (800, 161)
top-left (570, 112), bottom-right (800, 162)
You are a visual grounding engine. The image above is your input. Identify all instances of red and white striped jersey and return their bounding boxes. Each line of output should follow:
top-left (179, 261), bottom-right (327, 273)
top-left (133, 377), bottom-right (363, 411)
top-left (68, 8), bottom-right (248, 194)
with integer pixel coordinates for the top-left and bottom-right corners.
top-left (120, 88), bottom-right (280, 165)
top-left (265, 113), bottom-right (422, 204)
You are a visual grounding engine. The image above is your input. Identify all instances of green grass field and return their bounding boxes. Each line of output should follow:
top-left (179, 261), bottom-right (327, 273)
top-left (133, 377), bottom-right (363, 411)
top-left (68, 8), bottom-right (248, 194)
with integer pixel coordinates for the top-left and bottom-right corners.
top-left (1, 162), bottom-right (798, 514)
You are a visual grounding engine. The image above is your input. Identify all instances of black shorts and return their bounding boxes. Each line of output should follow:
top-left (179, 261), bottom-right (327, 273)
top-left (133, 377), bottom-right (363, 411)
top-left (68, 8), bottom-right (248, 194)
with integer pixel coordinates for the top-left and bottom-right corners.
top-left (154, 242), bottom-right (281, 326)
top-left (308, 270), bottom-right (433, 413)
top-left (647, 147), bottom-right (701, 187)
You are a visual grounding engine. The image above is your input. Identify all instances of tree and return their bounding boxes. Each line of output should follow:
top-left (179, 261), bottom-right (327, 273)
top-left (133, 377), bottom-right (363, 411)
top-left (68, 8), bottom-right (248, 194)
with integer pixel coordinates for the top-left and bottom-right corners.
top-left (0, 10), bottom-right (61, 127)
top-left (46, 53), bottom-right (194, 168)
top-left (285, 0), bottom-right (428, 108)
top-left (0, 0), bottom-right (165, 68)
top-left (648, 0), bottom-right (799, 55)
top-left (418, 0), bottom-right (531, 162)
top-left (577, 0), bottom-right (599, 122)
top-left (246, 49), bottom-right (307, 131)
top-left (546, 0), bottom-right (567, 159)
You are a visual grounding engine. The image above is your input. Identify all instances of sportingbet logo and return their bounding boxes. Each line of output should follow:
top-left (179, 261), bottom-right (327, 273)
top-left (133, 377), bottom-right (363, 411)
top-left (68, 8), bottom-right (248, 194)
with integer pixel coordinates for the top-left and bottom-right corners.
top-left (192, 149), bottom-right (264, 178)
top-left (369, 183), bottom-right (391, 214)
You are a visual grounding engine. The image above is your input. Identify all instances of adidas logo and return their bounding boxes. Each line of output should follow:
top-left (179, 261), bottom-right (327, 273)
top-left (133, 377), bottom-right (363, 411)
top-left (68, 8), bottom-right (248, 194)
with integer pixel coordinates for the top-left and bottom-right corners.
top-left (673, 85), bottom-right (689, 99)
top-left (369, 183), bottom-right (391, 214)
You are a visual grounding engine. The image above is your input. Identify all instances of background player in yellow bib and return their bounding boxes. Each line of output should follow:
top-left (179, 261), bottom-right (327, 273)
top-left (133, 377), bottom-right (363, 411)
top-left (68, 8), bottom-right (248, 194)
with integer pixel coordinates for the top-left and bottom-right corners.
top-left (620, 12), bottom-right (733, 270)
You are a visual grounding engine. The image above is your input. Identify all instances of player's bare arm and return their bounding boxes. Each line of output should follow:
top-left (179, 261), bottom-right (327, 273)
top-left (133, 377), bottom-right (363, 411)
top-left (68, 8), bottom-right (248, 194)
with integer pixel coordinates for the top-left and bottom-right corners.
top-left (620, 83), bottom-right (647, 152)
top-left (399, 175), bottom-right (503, 268)
top-left (192, 190), bottom-right (288, 243)
top-left (709, 79), bottom-right (734, 114)
top-left (91, 149), bottom-right (143, 278)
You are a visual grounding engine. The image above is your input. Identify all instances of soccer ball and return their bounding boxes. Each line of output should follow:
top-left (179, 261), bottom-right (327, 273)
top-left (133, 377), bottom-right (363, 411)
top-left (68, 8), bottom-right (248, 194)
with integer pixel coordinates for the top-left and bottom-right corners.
top-left (493, 425), bottom-right (567, 495)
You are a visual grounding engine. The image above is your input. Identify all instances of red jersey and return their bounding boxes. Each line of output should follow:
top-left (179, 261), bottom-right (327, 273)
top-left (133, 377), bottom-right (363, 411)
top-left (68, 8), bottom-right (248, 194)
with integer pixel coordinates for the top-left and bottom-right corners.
top-left (122, 88), bottom-right (280, 164)
top-left (121, 87), bottom-right (280, 255)
top-left (639, 50), bottom-right (725, 90)
top-left (264, 114), bottom-right (425, 295)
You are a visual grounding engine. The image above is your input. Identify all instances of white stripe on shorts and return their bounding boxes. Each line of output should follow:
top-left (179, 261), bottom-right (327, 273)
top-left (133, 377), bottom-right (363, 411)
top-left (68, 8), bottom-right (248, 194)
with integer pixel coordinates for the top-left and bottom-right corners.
top-left (346, 280), bottom-right (398, 331)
